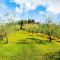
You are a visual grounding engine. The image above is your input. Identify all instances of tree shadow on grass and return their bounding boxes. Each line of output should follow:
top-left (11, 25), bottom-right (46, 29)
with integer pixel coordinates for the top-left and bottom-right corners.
top-left (26, 38), bottom-right (51, 44)
top-left (16, 39), bottom-right (31, 44)
top-left (28, 35), bottom-right (34, 36)
top-left (16, 37), bottom-right (52, 44)
top-left (37, 34), bottom-right (45, 37)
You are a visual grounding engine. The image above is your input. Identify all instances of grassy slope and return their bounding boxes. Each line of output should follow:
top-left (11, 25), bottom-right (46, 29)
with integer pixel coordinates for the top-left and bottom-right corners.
top-left (0, 30), bottom-right (60, 60)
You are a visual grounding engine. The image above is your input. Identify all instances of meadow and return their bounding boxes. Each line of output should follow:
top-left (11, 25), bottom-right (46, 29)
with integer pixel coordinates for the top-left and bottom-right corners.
top-left (0, 20), bottom-right (60, 60)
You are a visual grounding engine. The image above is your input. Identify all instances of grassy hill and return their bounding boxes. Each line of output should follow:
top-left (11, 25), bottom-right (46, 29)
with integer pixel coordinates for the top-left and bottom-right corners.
top-left (0, 30), bottom-right (60, 60)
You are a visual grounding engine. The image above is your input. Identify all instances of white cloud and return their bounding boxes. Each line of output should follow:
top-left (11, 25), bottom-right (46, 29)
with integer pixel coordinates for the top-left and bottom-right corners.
top-left (25, 2), bottom-right (35, 9)
top-left (13, 0), bottom-right (46, 13)
top-left (13, 0), bottom-right (29, 4)
top-left (0, 3), bottom-right (20, 23)
top-left (47, 6), bottom-right (60, 13)
top-left (13, 0), bottom-right (46, 6)
top-left (25, 2), bottom-right (35, 12)
top-left (31, 0), bottom-right (46, 6)
top-left (46, 0), bottom-right (60, 13)
top-left (15, 7), bottom-right (23, 13)
top-left (13, 0), bottom-right (60, 13)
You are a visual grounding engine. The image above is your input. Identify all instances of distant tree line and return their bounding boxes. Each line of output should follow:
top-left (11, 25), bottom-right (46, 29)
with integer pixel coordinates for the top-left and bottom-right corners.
top-left (18, 19), bottom-right (35, 30)
top-left (0, 13), bottom-right (60, 43)
top-left (17, 18), bottom-right (60, 42)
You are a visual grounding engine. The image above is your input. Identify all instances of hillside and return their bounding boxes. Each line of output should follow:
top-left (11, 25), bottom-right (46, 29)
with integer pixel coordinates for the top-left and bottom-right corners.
top-left (0, 30), bottom-right (60, 60)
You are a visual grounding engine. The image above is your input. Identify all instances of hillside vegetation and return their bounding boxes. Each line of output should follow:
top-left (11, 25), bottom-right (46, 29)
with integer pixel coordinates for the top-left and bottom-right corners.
top-left (0, 30), bottom-right (60, 60)
top-left (0, 19), bottom-right (60, 60)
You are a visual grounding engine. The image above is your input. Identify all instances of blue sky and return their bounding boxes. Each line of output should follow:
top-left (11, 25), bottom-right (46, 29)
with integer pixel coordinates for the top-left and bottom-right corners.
top-left (0, 0), bottom-right (60, 23)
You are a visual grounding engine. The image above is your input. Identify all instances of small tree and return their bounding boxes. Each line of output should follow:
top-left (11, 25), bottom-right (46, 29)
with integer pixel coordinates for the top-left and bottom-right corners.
top-left (46, 16), bottom-right (53, 42)
top-left (1, 25), bottom-right (8, 43)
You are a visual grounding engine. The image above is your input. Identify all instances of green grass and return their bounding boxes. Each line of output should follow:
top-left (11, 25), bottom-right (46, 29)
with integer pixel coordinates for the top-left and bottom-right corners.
top-left (0, 30), bottom-right (60, 60)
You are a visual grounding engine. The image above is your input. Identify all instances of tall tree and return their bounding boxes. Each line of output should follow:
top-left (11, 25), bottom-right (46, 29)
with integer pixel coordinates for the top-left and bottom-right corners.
top-left (18, 20), bottom-right (24, 30)
top-left (28, 19), bottom-right (32, 23)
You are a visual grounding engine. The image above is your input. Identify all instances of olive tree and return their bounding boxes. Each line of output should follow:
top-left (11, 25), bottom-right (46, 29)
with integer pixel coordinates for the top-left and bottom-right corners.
top-left (0, 25), bottom-right (8, 43)
top-left (45, 16), bottom-right (54, 42)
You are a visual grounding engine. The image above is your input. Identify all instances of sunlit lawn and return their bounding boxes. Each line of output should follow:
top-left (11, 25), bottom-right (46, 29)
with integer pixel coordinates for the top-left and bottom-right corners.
top-left (0, 30), bottom-right (60, 60)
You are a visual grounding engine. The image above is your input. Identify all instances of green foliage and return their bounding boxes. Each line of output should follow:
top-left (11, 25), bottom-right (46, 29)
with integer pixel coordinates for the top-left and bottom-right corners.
top-left (28, 19), bottom-right (32, 23)
top-left (18, 20), bottom-right (28, 25)
top-left (28, 19), bottom-right (35, 23)
top-left (31, 20), bottom-right (35, 23)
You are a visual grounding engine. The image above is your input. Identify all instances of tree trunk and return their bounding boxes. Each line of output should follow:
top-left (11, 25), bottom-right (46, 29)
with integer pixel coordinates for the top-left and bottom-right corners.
top-left (5, 32), bottom-right (8, 43)
top-left (20, 26), bottom-right (22, 30)
top-left (48, 33), bottom-right (52, 42)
